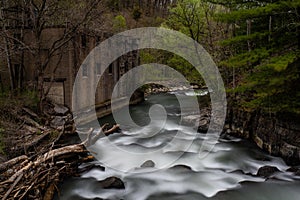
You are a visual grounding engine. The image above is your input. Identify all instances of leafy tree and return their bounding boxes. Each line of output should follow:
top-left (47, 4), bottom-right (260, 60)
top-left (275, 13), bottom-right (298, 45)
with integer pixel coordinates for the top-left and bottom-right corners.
top-left (212, 0), bottom-right (300, 113)
top-left (160, 0), bottom-right (222, 85)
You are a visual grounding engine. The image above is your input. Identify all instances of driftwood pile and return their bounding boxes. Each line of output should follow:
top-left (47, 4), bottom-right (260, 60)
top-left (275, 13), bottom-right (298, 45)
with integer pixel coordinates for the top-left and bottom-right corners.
top-left (0, 102), bottom-right (120, 200)
top-left (0, 124), bottom-right (119, 200)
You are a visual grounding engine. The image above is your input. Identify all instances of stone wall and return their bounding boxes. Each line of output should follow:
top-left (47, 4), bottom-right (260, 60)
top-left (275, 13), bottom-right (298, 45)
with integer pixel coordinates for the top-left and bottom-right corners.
top-left (225, 108), bottom-right (300, 165)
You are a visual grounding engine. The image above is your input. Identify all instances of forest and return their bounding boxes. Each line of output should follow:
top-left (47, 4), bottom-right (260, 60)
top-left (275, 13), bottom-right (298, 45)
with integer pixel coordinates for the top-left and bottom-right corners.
top-left (0, 0), bottom-right (299, 199)
top-left (0, 0), bottom-right (299, 113)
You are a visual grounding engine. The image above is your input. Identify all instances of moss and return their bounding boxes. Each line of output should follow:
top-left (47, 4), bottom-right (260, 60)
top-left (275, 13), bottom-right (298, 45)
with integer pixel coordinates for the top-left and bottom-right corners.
top-left (50, 130), bottom-right (60, 140)
top-left (36, 130), bottom-right (42, 135)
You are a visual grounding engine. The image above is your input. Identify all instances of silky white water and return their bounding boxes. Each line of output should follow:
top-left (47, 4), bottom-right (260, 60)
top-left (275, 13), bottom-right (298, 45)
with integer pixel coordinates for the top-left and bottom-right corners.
top-left (56, 91), bottom-right (300, 200)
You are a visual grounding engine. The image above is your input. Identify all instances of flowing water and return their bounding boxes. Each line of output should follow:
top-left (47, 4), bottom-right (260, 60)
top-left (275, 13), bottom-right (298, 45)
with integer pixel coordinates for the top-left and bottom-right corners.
top-left (56, 91), bottom-right (300, 200)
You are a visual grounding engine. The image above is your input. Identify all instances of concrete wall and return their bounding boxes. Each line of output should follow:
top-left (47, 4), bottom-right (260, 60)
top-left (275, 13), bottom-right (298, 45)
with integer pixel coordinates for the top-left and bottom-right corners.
top-left (0, 27), bottom-right (141, 117)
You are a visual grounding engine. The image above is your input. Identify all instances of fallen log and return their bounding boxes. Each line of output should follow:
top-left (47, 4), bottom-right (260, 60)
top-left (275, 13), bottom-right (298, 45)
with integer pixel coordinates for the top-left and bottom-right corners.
top-left (91, 124), bottom-right (120, 145)
top-left (0, 155), bottom-right (28, 172)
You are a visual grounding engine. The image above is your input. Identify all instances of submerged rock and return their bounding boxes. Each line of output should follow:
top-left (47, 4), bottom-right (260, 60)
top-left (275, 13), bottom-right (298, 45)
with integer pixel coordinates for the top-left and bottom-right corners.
top-left (140, 160), bottom-right (155, 168)
top-left (170, 164), bottom-right (192, 170)
top-left (257, 166), bottom-right (280, 178)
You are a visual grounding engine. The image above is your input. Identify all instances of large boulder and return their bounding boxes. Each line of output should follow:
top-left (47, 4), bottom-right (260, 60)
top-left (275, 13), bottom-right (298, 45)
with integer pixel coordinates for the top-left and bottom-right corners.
top-left (257, 166), bottom-right (280, 178)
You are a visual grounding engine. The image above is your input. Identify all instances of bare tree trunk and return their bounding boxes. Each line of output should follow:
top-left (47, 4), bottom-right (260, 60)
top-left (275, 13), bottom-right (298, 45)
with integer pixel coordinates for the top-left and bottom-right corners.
top-left (3, 37), bottom-right (15, 92)
top-left (0, 7), bottom-right (15, 92)
top-left (246, 19), bottom-right (251, 52)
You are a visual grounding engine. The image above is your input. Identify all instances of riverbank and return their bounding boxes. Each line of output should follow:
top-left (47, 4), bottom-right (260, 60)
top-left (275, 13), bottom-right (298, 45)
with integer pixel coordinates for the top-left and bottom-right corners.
top-left (0, 97), bottom-right (92, 199)
top-left (56, 92), bottom-right (300, 200)
top-left (1, 89), bottom-right (299, 199)
top-left (225, 108), bottom-right (300, 166)
top-left (0, 90), bottom-right (143, 199)
top-left (145, 85), bottom-right (300, 166)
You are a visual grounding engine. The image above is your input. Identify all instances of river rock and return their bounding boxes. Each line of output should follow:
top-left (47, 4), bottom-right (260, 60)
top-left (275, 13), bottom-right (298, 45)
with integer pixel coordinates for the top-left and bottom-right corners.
top-left (170, 164), bottom-right (192, 170)
top-left (181, 109), bottom-right (210, 133)
top-left (181, 115), bottom-right (199, 125)
top-left (140, 160), bottom-right (155, 168)
top-left (99, 176), bottom-right (125, 189)
top-left (287, 167), bottom-right (300, 176)
top-left (257, 166), bottom-right (280, 177)
top-left (79, 197), bottom-right (103, 200)
top-left (197, 119), bottom-right (209, 133)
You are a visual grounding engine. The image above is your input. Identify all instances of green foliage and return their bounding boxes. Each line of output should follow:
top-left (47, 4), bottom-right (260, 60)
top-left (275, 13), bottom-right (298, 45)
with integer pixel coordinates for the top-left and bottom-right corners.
top-left (163, 0), bottom-right (207, 42)
top-left (220, 48), bottom-right (270, 69)
top-left (0, 90), bottom-right (39, 113)
top-left (167, 54), bottom-right (205, 85)
top-left (158, 0), bottom-right (212, 85)
top-left (140, 51), bottom-right (156, 63)
top-left (220, 32), bottom-right (269, 46)
top-left (214, 0), bottom-right (300, 113)
top-left (216, 1), bottom-right (300, 22)
top-left (112, 15), bottom-right (127, 32)
top-left (262, 52), bottom-right (298, 72)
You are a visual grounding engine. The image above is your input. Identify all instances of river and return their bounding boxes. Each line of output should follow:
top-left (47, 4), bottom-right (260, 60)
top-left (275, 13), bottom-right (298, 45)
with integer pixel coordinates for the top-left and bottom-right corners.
top-left (55, 90), bottom-right (300, 200)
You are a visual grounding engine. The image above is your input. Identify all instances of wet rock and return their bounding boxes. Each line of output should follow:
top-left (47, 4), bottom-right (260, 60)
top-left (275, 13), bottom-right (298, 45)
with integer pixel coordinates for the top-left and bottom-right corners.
top-left (53, 104), bottom-right (69, 116)
top-left (287, 167), bottom-right (300, 176)
top-left (79, 197), bottom-right (103, 200)
top-left (181, 115), bottom-right (199, 125)
top-left (78, 164), bottom-right (105, 174)
top-left (170, 164), bottom-right (192, 170)
top-left (257, 166), bottom-right (280, 177)
top-left (99, 176), bottom-right (125, 189)
top-left (181, 109), bottom-right (210, 133)
top-left (197, 119), bottom-right (209, 133)
top-left (140, 160), bottom-right (155, 168)
top-left (226, 108), bottom-right (300, 165)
